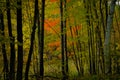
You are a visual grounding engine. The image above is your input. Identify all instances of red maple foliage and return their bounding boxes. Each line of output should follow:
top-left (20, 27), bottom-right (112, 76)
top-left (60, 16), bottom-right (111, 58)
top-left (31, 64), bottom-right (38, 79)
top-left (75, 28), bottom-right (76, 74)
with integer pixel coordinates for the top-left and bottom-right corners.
top-left (48, 41), bottom-right (60, 46)
top-left (47, 25), bottom-right (82, 50)
top-left (44, 18), bottom-right (60, 33)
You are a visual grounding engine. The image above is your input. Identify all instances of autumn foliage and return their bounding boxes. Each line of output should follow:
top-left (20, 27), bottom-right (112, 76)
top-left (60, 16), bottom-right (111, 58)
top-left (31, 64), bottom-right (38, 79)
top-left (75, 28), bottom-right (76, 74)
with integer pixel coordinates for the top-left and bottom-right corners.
top-left (45, 19), bottom-right (82, 58)
top-left (44, 0), bottom-right (82, 59)
top-left (44, 18), bottom-right (60, 33)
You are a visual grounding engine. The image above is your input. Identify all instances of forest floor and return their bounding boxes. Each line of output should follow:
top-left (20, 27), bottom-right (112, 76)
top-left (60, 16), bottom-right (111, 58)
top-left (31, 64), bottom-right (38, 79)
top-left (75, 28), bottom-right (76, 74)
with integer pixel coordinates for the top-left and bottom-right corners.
top-left (28, 74), bottom-right (120, 80)
top-left (28, 59), bottom-right (120, 80)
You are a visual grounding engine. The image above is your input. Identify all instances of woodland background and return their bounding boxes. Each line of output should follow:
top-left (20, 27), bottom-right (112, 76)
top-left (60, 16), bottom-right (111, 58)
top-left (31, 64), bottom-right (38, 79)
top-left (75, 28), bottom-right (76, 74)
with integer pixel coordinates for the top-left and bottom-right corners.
top-left (0, 0), bottom-right (120, 80)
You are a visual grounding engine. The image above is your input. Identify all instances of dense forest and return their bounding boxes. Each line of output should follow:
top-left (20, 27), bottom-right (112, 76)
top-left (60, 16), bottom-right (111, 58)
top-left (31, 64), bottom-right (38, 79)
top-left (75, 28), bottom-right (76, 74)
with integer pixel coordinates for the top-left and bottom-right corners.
top-left (0, 0), bottom-right (120, 80)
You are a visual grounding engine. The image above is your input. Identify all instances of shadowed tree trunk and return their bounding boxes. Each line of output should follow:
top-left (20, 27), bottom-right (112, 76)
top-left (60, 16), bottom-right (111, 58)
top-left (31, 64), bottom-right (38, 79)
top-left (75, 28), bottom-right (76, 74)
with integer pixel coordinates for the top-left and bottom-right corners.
top-left (25, 0), bottom-right (39, 80)
top-left (16, 0), bottom-right (23, 79)
top-left (64, 0), bottom-right (68, 79)
top-left (0, 10), bottom-right (9, 80)
top-left (60, 0), bottom-right (65, 79)
top-left (60, 0), bottom-right (68, 79)
top-left (39, 0), bottom-right (45, 79)
top-left (6, 0), bottom-right (15, 80)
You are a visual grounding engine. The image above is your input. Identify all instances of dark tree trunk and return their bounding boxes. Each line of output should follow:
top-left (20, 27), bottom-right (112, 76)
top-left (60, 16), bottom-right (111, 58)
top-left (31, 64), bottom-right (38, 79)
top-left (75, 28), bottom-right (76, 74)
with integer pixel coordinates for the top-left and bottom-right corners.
top-left (39, 0), bottom-right (45, 79)
top-left (60, 0), bottom-right (68, 79)
top-left (60, 0), bottom-right (65, 79)
top-left (100, 0), bottom-right (105, 39)
top-left (64, 0), bottom-right (68, 78)
top-left (0, 10), bottom-right (9, 80)
top-left (104, 0), bottom-right (108, 35)
top-left (16, 0), bottom-right (23, 80)
top-left (6, 0), bottom-right (15, 80)
top-left (24, 0), bottom-right (39, 80)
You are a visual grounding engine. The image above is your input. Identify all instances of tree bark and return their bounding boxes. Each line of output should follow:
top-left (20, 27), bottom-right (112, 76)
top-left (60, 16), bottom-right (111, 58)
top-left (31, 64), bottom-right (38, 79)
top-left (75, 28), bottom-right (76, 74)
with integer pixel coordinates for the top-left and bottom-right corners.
top-left (60, 0), bottom-right (68, 79)
top-left (60, 0), bottom-right (65, 79)
top-left (104, 0), bottom-right (117, 74)
top-left (39, 0), bottom-right (45, 79)
top-left (16, 0), bottom-right (23, 80)
top-left (6, 0), bottom-right (15, 79)
top-left (24, 0), bottom-right (39, 80)
top-left (64, 0), bottom-right (68, 78)
top-left (0, 10), bottom-right (9, 80)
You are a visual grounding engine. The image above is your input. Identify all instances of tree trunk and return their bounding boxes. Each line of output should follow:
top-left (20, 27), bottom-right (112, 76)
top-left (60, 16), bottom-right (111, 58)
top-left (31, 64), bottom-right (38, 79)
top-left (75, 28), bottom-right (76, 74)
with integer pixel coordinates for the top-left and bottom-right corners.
top-left (0, 10), bottom-right (9, 80)
top-left (89, 2), bottom-right (96, 74)
top-left (104, 0), bottom-right (117, 74)
top-left (83, 0), bottom-right (92, 74)
top-left (64, 0), bottom-right (68, 78)
top-left (16, 0), bottom-right (23, 80)
top-left (24, 0), bottom-right (39, 79)
top-left (60, 0), bottom-right (68, 79)
top-left (6, 0), bottom-right (15, 79)
top-left (60, 0), bottom-right (65, 79)
top-left (39, 0), bottom-right (45, 79)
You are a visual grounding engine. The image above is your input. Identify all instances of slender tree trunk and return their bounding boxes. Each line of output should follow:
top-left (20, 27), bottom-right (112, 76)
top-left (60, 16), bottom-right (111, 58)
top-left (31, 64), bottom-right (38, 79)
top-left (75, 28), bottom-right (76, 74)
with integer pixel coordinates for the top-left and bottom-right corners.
top-left (104, 0), bottom-right (117, 74)
top-left (104, 0), bottom-right (108, 34)
top-left (60, 0), bottom-right (68, 79)
top-left (60, 0), bottom-right (65, 79)
top-left (114, 12), bottom-right (120, 74)
top-left (99, 0), bottom-right (106, 74)
top-left (0, 10), bottom-right (9, 80)
top-left (73, 24), bottom-right (83, 75)
top-left (16, 0), bottom-right (23, 79)
top-left (83, 0), bottom-right (92, 74)
top-left (64, 0), bottom-right (68, 78)
top-left (6, 0), bottom-right (15, 79)
top-left (93, 0), bottom-right (105, 74)
top-left (89, 3), bottom-right (96, 74)
top-left (69, 25), bottom-right (80, 75)
top-left (68, 17), bottom-right (79, 75)
top-left (100, 0), bottom-right (106, 39)
top-left (24, 0), bottom-right (39, 79)
top-left (39, 0), bottom-right (45, 79)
